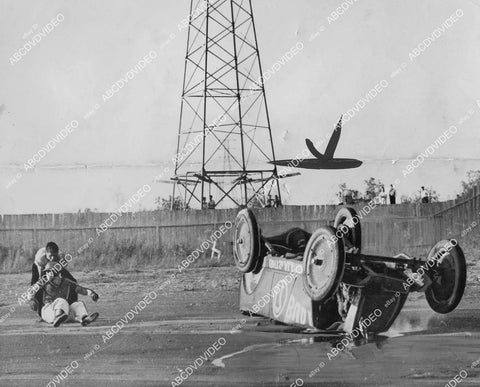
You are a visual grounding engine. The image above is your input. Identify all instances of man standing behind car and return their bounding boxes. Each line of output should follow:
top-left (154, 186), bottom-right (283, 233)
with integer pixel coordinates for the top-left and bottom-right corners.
top-left (28, 262), bottom-right (100, 328)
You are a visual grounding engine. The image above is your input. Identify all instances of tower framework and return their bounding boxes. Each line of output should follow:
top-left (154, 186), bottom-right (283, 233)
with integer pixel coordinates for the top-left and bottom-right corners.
top-left (172, 0), bottom-right (281, 209)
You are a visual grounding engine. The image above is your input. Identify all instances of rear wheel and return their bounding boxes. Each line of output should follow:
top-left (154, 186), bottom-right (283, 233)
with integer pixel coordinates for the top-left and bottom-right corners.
top-left (334, 207), bottom-right (361, 253)
top-left (302, 226), bottom-right (345, 301)
top-left (425, 240), bottom-right (466, 314)
top-left (233, 209), bottom-right (261, 273)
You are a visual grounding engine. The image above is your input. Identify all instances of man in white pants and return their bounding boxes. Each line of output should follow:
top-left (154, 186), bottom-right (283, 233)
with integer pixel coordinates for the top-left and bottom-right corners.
top-left (29, 262), bottom-right (99, 327)
top-left (30, 242), bottom-right (79, 318)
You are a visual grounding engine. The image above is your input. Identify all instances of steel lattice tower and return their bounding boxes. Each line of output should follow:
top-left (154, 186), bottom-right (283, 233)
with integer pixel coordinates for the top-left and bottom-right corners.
top-left (172, 0), bottom-right (281, 209)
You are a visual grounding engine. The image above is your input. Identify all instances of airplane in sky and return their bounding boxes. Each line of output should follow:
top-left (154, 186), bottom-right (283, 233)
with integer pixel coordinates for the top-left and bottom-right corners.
top-left (270, 116), bottom-right (363, 170)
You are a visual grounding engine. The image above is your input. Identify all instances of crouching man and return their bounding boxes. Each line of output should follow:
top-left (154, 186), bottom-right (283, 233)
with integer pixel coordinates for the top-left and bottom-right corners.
top-left (28, 262), bottom-right (100, 328)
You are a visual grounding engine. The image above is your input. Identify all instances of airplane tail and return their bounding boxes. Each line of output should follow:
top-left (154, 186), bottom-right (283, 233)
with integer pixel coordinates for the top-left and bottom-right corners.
top-left (324, 116), bottom-right (342, 159)
top-left (305, 139), bottom-right (325, 160)
top-left (305, 115), bottom-right (343, 161)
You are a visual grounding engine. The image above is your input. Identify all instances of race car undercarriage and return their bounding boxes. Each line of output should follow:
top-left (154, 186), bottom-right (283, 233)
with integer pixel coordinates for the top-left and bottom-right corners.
top-left (233, 208), bottom-right (467, 335)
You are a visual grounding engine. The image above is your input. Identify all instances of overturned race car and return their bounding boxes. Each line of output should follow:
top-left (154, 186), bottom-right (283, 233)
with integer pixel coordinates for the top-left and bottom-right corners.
top-left (233, 207), bottom-right (466, 335)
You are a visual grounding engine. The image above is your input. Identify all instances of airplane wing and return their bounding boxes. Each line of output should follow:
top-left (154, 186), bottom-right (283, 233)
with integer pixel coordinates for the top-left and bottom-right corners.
top-left (324, 116), bottom-right (343, 159)
top-left (270, 157), bottom-right (361, 170)
top-left (305, 138), bottom-right (325, 160)
top-left (270, 159), bottom-right (324, 169)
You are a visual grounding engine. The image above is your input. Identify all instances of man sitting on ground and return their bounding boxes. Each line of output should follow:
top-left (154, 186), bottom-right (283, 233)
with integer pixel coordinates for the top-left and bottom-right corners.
top-left (30, 242), bottom-right (78, 318)
top-left (28, 261), bottom-right (99, 328)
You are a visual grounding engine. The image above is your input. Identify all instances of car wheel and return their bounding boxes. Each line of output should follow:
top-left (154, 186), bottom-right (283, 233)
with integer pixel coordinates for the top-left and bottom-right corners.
top-left (233, 209), bottom-right (261, 273)
top-left (425, 240), bottom-right (466, 314)
top-left (302, 226), bottom-right (345, 301)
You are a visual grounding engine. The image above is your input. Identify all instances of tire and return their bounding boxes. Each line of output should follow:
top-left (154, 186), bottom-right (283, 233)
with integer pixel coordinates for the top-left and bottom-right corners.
top-left (302, 226), bottom-right (345, 301)
top-left (233, 209), bottom-right (261, 273)
top-left (425, 240), bottom-right (466, 314)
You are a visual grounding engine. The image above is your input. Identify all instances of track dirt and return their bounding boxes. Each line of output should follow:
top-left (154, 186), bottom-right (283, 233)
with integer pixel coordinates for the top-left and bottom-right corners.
top-left (1, 266), bottom-right (480, 387)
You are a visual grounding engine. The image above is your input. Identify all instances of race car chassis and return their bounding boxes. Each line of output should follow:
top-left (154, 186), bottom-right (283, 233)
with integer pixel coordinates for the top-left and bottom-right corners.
top-left (235, 208), bottom-right (466, 335)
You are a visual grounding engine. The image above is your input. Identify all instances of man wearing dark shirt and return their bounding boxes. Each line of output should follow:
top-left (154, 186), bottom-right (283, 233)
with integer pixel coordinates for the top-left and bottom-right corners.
top-left (389, 184), bottom-right (396, 204)
top-left (207, 195), bottom-right (216, 209)
top-left (28, 262), bottom-right (99, 327)
top-left (29, 241), bottom-right (78, 317)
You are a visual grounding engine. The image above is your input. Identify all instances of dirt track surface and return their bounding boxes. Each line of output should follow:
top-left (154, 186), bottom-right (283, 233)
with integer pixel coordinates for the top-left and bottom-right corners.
top-left (1, 266), bottom-right (480, 387)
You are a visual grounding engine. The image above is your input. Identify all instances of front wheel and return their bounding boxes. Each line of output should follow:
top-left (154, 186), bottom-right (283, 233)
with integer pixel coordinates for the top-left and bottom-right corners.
top-left (302, 226), bottom-right (345, 302)
top-left (425, 240), bottom-right (466, 314)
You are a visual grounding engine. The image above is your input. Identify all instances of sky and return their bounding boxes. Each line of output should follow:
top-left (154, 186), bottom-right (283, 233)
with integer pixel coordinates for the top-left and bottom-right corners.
top-left (1, 0), bottom-right (479, 213)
